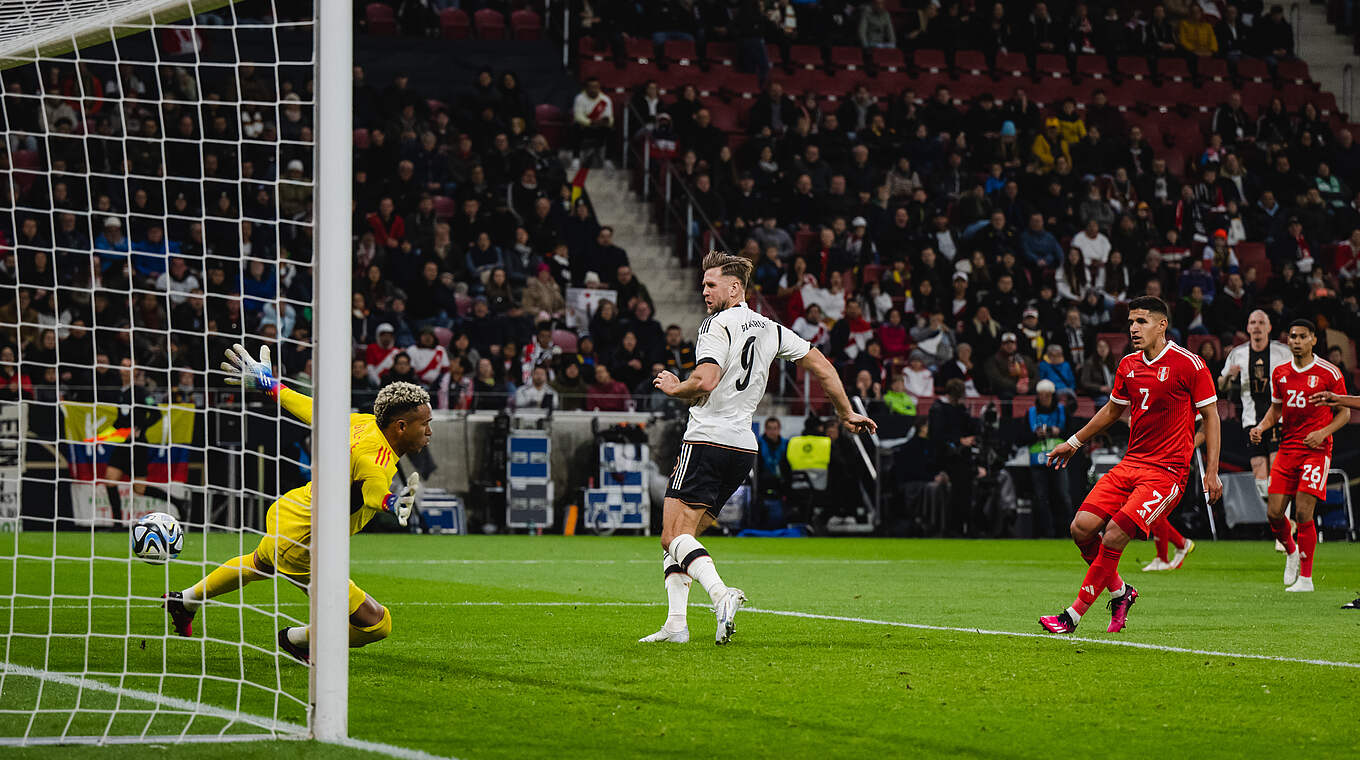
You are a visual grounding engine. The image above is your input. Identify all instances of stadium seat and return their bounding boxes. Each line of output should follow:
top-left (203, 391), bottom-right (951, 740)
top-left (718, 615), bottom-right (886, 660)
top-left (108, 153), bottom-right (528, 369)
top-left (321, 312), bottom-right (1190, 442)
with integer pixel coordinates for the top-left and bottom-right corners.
top-left (1187, 334), bottom-right (1221, 361)
top-left (438, 8), bottom-right (470, 40)
top-left (510, 9), bottom-right (542, 41)
top-left (11, 149), bottom-right (38, 170)
top-left (788, 44), bottom-right (823, 69)
top-left (1097, 332), bottom-right (1130, 356)
top-left (433, 326), bottom-right (454, 349)
top-left (535, 103), bottom-right (563, 146)
top-left (825, 46), bottom-right (859, 71)
top-left (1074, 55), bottom-right (1108, 79)
top-left (708, 67), bottom-right (760, 96)
top-left (914, 49), bottom-right (947, 73)
top-left (1235, 57), bottom-right (1269, 82)
top-left (474, 9), bottom-right (506, 40)
top-left (707, 41), bottom-right (738, 66)
top-left (1277, 59), bottom-right (1310, 86)
top-left (954, 50), bottom-right (987, 77)
top-left (765, 43), bottom-right (784, 66)
top-left (1115, 56), bottom-right (1151, 80)
top-left (578, 36), bottom-right (608, 60)
top-left (794, 229), bottom-right (817, 255)
top-left (1198, 57), bottom-right (1229, 82)
top-left (352, 128), bottom-right (369, 149)
top-left (662, 39), bottom-right (697, 65)
top-left (1156, 57), bottom-right (1190, 82)
top-left (623, 37), bottom-right (654, 61)
top-left (365, 3), bottom-right (397, 36)
top-left (994, 52), bottom-right (1028, 77)
top-left (870, 47), bottom-right (906, 71)
top-left (1034, 54), bottom-right (1067, 78)
top-left (706, 103), bottom-right (740, 132)
top-left (433, 195), bottom-right (456, 220)
top-left (1235, 242), bottom-right (1270, 283)
top-left (861, 264), bottom-right (885, 287)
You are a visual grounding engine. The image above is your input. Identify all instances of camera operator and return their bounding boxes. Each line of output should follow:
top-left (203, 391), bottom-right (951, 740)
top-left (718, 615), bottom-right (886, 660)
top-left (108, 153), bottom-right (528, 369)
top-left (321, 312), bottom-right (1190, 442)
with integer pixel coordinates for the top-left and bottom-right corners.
top-left (929, 378), bottom-right (983, 537)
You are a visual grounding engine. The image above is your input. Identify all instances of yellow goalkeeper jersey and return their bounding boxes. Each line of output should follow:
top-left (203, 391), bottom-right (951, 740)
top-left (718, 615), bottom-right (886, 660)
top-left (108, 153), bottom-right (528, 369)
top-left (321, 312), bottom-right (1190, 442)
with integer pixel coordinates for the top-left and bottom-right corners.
top-left (274, 386), bottom-right (398, 538)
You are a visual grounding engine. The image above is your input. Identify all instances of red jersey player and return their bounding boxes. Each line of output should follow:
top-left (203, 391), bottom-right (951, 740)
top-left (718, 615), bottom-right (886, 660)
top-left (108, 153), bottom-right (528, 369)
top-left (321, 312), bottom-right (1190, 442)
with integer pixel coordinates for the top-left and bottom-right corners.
top-left (1040, 296), bottom-right (1223, 634)
top-left (1249, 319), bottom-right (1350, 592)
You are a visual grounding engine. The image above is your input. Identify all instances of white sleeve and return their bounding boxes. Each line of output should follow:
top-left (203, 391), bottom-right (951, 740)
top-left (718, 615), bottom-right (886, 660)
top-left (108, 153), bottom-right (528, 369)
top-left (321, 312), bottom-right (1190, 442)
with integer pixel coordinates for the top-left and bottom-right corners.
top-left (774, 323), bottom-right (812, 362)
top-left (1219, 347), bottom-right (1239, 377)
top-left (695, 314), bottom-right (732, 369)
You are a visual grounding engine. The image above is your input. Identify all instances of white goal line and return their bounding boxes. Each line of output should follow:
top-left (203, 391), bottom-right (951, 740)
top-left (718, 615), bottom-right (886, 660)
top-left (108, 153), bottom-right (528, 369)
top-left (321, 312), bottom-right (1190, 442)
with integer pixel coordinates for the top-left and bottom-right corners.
top-left (0, 662), bottom-right (460, 759)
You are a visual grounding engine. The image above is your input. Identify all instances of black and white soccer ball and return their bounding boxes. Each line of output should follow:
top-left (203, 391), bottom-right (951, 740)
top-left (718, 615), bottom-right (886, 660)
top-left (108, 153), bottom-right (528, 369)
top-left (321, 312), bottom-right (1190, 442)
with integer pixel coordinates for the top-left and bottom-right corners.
top-left (130, 512), bottom-right (184, 563)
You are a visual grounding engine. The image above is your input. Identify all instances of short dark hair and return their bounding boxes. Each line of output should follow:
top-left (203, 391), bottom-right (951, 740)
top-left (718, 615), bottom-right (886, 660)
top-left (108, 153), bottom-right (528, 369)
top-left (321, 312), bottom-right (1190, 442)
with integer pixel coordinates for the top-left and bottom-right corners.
top-left (1288, 318), bottom-right (1316, 334)
top-left (1128, 295), bottom-right (1169, 318)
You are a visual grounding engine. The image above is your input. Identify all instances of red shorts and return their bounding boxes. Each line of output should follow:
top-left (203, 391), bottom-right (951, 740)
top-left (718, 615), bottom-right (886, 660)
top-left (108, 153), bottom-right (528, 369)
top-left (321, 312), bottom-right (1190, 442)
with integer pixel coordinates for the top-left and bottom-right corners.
top-left (1078, 462), bottom-right (1185, 539)
top-left (1269, 448), bottom-right (1331, 500)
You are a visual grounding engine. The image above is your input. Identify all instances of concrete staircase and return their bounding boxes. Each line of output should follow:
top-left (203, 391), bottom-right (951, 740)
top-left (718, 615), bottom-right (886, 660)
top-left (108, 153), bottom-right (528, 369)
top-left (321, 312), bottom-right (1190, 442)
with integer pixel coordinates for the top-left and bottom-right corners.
top-left (583, 167), bottom-right (708, 339)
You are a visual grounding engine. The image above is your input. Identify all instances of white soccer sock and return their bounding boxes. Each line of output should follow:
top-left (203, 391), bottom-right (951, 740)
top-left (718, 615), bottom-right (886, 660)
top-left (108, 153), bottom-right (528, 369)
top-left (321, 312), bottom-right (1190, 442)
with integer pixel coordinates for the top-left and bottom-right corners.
top-left (1065, 606), bottom-right (1083, 624)
top-left (1109, 583), bottom-right (1126, 599)
top-left (286, 626), bottom-right (309, 646)
top-left (668, 534), bottom-right (728, 605)
top-left (1255, 479), bottom-right (1268, 500)
top-left (662, 551), bottom-right (691, 632)
top-left (179, 587), bottom-right (201, 612)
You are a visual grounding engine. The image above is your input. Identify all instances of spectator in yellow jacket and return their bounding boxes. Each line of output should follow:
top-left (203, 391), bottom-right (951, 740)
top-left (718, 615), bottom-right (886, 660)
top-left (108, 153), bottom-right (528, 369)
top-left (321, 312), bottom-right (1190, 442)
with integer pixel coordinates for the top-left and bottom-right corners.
top-left (1027, 118), bottom-right (1071, 175)
top-left (1178, 5), bottom-right (1218, 57)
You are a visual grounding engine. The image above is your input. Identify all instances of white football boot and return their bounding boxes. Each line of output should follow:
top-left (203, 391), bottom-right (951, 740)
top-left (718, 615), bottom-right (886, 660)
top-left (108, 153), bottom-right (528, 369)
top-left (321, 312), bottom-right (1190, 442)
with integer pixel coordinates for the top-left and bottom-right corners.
top-left (1283, 550), bottom-right (1302, 586)
top-left (1285, 576), bottom-right (1314, 593)
top-left (1168, 538), bottom-right (1196, 569)
top-left (714, 587), bottom-right (747, 645)
top-left (1141, 558), bottom-right (1171, 572)
top-left (638, 627), bottom-right (689, 643)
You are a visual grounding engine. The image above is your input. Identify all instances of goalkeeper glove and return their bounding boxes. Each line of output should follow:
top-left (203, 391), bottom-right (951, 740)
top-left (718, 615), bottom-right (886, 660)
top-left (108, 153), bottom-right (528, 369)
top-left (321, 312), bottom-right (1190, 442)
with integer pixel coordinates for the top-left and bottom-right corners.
top-left (221, 343), bottom-right (280, 396)
top-left (382, 471), bottom-right (420, 527)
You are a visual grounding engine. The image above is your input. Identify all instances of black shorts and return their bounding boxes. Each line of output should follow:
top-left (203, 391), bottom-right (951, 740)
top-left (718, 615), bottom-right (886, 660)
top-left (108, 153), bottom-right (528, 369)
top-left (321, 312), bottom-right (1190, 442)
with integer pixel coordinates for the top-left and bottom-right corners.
top-left (665, 441), bottom-right (756, 517)
top-left (1245, 424), bottom-right (1281, 459)
top-left (102, 441), bottom-right (150, 476)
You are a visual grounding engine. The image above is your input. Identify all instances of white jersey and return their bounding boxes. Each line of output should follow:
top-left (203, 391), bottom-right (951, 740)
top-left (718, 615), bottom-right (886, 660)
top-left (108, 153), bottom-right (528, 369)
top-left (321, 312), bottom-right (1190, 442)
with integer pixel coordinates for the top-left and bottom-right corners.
top-left (1220, 340), bottom-right (1291, 427)
top-left (684, 302), bottom-right (811, 451)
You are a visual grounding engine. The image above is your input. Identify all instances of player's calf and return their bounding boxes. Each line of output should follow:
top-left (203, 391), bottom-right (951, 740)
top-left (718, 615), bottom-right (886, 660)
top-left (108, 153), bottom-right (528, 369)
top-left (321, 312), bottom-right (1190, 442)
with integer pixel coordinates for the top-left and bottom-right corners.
top-left (349, 605), bottom-right (392, 647)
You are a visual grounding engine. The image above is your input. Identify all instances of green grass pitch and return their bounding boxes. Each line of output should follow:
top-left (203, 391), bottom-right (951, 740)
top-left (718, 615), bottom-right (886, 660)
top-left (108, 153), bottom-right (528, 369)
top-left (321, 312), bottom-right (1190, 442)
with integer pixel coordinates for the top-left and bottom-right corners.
top-left (2, 532), bottom-right (1359, 759)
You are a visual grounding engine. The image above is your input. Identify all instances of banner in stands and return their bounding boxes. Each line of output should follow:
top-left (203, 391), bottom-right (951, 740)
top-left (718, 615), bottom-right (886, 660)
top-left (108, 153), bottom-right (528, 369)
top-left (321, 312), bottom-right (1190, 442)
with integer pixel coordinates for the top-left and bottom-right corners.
top-left (0, 405), bottom-right (20, 533)
top-left (565, 287), bottom-right (618, 331)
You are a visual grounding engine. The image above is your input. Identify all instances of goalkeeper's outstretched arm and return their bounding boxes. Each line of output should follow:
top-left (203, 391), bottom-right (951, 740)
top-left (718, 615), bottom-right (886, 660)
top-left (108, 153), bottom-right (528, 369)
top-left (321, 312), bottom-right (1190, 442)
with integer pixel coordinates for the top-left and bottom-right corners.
top-left (222, 343), bottom-right (313, 424)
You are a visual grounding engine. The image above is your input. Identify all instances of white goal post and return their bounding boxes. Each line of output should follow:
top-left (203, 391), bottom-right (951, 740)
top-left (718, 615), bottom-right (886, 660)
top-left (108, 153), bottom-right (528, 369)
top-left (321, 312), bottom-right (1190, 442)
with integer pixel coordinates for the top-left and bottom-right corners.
top-left (0, 0), bottom-right (352, 746)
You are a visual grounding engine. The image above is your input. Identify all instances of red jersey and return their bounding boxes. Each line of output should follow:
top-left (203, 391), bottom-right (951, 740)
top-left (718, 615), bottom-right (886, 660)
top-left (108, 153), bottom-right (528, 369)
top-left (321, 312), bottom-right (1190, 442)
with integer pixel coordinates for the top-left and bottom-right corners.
top-left (1270, 357), bottom-right (1346, 455)
top-left (1109, 341), bottom-right (1217, 479)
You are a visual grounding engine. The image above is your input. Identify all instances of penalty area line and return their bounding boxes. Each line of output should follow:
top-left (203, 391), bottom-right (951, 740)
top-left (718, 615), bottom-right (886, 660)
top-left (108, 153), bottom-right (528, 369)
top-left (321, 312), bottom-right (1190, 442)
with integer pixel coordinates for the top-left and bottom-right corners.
top-left (740, 607), bottom-right (1360, 670)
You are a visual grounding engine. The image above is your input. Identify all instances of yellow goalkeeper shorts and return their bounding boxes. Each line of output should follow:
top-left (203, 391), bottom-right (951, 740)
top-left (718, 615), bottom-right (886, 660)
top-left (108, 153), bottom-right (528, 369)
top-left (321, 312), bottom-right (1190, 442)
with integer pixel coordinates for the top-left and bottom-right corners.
top-left (253, 486), bottom-right (367, 615)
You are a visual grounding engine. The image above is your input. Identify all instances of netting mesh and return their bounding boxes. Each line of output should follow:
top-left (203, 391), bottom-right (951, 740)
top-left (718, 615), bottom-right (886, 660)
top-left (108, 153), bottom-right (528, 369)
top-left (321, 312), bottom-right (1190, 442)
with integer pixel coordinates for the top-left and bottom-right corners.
top-left (0, 0), bottom-right (319, 744)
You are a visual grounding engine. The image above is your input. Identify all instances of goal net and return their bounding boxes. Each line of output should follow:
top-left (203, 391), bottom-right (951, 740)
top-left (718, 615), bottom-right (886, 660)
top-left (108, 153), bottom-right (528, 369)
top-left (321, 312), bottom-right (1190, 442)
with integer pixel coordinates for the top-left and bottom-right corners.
top-left (0, 0), bottom-right (345, 745)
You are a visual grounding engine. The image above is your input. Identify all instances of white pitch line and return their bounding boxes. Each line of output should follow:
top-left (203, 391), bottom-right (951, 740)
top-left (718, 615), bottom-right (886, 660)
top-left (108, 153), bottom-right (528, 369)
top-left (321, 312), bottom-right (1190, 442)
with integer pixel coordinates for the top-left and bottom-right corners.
top-left (7, 601), bottom-right (1358, 670)
top-left (0, 663), bottom-right (461, 760)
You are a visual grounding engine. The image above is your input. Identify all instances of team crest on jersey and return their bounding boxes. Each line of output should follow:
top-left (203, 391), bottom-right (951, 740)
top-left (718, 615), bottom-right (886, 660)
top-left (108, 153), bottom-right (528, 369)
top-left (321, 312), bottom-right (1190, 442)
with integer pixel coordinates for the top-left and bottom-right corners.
top-left (1308, 375), bottom-right (1317, 388)
top-left (1157, 366), bottom-right (1168, 382)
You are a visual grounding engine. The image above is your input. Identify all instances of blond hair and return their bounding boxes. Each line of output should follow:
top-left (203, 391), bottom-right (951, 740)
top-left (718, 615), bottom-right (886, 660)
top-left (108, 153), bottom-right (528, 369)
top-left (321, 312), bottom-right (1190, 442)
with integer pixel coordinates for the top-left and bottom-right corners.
top-left (701, 251), bottom-right (754, 292)
top-left (374, 381), bottom-right (431, 428)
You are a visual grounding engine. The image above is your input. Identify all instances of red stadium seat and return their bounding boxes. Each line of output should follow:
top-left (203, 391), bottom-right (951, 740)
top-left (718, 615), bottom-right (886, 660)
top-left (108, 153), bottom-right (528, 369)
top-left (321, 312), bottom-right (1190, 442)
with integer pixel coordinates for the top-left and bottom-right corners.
top-left (352, 128), bottom-right (369, 150)
top-left (1235, 57), bottom-right (1269, 82)
top-left (510, 9), bottom-right (542, 41)
top-left (1074, 55), bottom-right (1108, 79)
top-left (433, 195), bottom-right (456, 220)
top-left (626, 37), bottom-right (654, 61)
top-left (1034, 54), bottom-right (1067, 78)
top-left (535, 103), bottom-right (564, 146)
top-left (439, 8), bottom-right (470, 40)
top-left (994, 52), bottom-right (1028, 77)
top-left (870, 47), bottom-right (906, 71)
top-left (861, 264), bottom-right (885, 287)
top-left (1162, 148), bottom-right (1188, 176)
top-left (707, 41), bottom-right (738, 65)
top-left (1187, 335), bottom-right (1222, 361)
top-left (473, 9), bottom-right (506, 40)
top-left (365, 3), bottom-right (397, 36)
top-left (1116, 56), bottom-right (1151, 80)
top-left (1157, 57), bottom-right (1191, 81)
top-left (1277, 59), bottom-right (1311, 85)
top-left (914, 49), bottom-right (947, 73)
top-left (11, 149), bottom-right (39, 170)
top-left (663, 39), bottom-right (697, 65)
top-left (706, 103), bottom-right (740, 132)
top-left (708, 67), bottom-right (760, 96)
top-left (1235, 242), bottom-right (1270, 284)
top-left (1198, 57), bottom-right (1229, 82)
top-left (830, 46), bottom-right (865, 70)
top-left (954, 50), bottom-right (987, 76)
top-left (578, 36), bottom-right (608, 60)
top-left (794, 229), bottom-right (817, 255)
top-left (788, 44), bottom-right (823, 69)
top-left (765, 43), bottom-right (784, 65)
top-left (1197, 82), bottom-right (1234, 111)
top-left (1097, 332), bottom-right (1130, 356)
top-left (552, 329), bottom-right (579, 353)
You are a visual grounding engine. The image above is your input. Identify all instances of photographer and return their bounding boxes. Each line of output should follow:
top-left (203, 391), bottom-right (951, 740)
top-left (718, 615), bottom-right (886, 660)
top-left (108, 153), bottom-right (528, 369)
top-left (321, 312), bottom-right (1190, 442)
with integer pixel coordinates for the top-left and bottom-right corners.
top-left (1026, 379), bottom-right (1071, 538)
top-left (928, 378), bottom-right (982, 537)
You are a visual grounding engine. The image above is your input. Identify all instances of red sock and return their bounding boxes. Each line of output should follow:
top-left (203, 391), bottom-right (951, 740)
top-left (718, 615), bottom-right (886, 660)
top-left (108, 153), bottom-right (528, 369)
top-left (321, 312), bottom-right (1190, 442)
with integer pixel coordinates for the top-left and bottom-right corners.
top-left (1075, 534), bottom-right (1100, 565)
top-left (1162, 520), bottom-right (1186, 550)
top-left (1152, 521), bottom-right (1170, 562)
top-left (1073, 546), bottom-right (1123, 616)
top-left (1297, 521), bottom-right (1317, 578)
top-left (1270, 517), bottom-right (1297, 554)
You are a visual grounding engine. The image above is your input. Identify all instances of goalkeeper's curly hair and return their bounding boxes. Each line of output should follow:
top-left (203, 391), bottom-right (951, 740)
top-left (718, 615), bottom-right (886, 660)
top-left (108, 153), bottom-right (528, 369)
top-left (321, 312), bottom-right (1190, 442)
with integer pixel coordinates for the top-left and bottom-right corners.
top-left (374, 382), bottom-right (431, 429)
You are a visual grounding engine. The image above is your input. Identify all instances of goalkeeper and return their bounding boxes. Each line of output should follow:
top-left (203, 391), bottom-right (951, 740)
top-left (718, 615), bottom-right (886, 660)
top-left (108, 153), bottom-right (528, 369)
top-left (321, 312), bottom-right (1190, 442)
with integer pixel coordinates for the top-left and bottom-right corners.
top-left (164, 344), bottom-right (432, 664)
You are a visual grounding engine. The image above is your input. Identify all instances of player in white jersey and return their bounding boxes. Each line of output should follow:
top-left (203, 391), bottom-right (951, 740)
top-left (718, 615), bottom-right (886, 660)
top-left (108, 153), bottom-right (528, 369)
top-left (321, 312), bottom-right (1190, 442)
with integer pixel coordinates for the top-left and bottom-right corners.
top-left (1218, 309), bottom-right (1293, 548)
top-left (640, 252), bottom-right (876, 645)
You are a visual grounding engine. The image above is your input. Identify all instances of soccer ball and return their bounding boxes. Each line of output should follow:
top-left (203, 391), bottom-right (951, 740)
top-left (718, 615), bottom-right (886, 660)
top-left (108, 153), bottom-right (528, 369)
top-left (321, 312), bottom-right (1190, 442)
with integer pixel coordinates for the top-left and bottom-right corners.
top-left (130, 512), bottom-right (184, 563)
